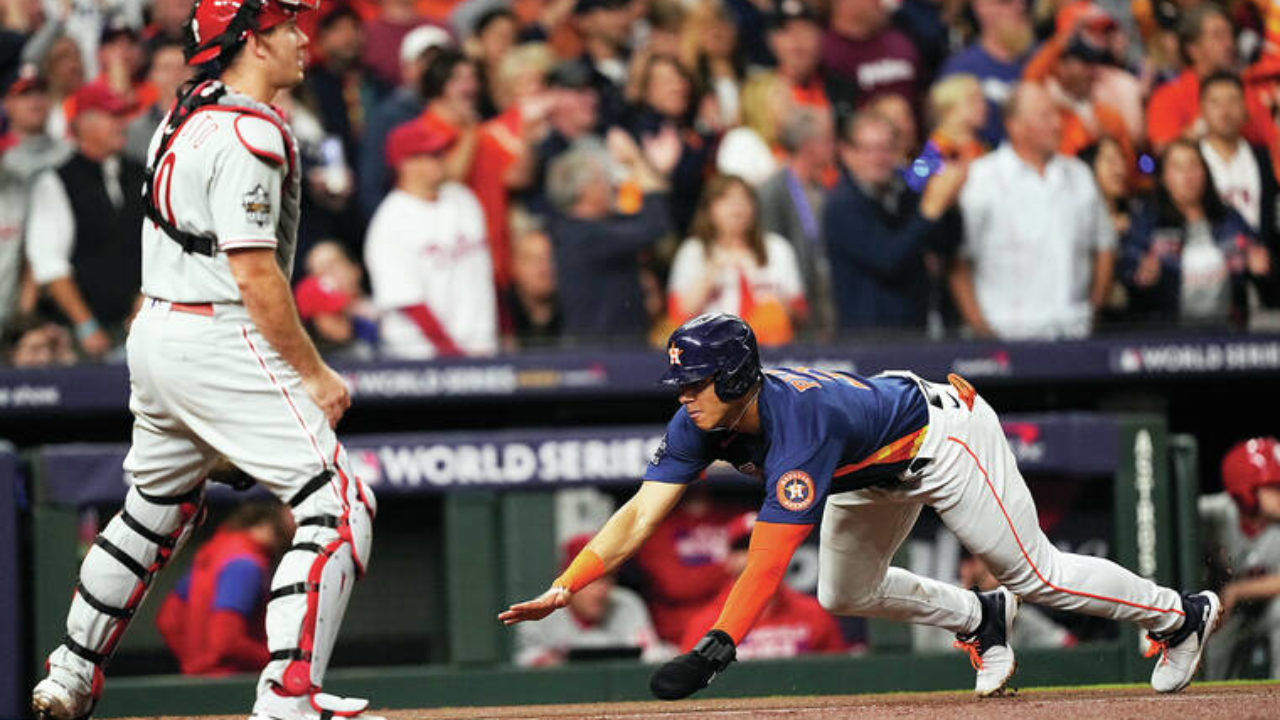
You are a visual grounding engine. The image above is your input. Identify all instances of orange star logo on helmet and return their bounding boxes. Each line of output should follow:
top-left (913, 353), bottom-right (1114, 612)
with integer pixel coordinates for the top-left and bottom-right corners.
top-left (668, 346), bottom-right (683, 366)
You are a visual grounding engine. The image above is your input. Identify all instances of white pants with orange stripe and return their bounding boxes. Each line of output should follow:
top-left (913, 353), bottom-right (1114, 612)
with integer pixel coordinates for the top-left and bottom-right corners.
top-left (817, 378), bottom-right (1185, 638)
top-left (45, 299), bottom-right (374, 706)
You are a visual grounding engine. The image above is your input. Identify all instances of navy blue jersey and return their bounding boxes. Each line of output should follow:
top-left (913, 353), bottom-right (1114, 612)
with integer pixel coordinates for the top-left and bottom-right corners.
top-left (644, 368), bottom-right (929, 524)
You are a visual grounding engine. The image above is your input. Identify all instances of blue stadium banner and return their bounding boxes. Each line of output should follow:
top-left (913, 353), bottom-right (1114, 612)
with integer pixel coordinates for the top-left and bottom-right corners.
top-left (1, 334), bottom-right (1279, 417)
top-left (35, 415), bottom-right (1118, 508)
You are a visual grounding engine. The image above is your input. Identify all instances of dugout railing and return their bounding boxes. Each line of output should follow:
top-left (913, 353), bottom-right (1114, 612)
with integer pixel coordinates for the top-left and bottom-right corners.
top-left (6, 411), bottom-right (1207, 719)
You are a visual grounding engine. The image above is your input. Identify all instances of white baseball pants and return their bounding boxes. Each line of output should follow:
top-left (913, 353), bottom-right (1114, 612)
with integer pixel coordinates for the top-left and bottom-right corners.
top-left (817, 377), bottom-right (1186, 638)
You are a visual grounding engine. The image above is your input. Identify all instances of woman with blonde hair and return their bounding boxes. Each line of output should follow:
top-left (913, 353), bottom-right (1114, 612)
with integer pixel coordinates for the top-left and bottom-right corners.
top-left (667, 175), bottom-right (807, 345)
top-left (716, 71), bottom-right (793, 185)
top-left (927, 73), bottom-right (987, 163)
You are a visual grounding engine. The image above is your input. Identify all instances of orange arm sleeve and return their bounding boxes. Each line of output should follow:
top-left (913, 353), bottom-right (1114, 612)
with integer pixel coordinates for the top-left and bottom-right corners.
top-left (710, 521), bottom-right (813, 643)
top-left (553, 549), bottom-right (605, 592)
top-left (1022, 35), bottom-right (1067, 82)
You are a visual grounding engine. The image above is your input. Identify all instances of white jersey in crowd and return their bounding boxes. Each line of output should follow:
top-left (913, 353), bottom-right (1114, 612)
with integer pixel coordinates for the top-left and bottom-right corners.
top-left (1201, 138), bottom-right (1263, 232)
top-left (364, 184), bottom-right (497, 359)
top-left (959, 144), bottom-right (1116, 340)
top-left (513, 585), bottom-right (674, 666)
top-left (140, 83), bottom-right (301, 303)
top-left (667, 233), bottom-right (805, 317)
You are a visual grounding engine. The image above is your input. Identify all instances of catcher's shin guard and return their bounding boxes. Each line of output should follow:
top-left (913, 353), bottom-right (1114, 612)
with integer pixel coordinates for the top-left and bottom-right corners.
top-left (260, 459), bottom-right (374, 698)
top-left (45, 484), bottom-right (205, 703)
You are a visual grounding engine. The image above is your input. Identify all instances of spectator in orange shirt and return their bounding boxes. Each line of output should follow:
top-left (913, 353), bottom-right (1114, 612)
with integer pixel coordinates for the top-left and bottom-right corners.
top-left (1032, 36), bottom-right (1134, 161)
top-left (1146, 4), bottom-right (1276, 151)
top-left (767, 0), bottom-right (834, 114)
top-left (471, 43), bottom-right (554, 293)
top-left (681, 513), bottom-right (847, 658)
top-left (418, 48), bottom-right (482, 183)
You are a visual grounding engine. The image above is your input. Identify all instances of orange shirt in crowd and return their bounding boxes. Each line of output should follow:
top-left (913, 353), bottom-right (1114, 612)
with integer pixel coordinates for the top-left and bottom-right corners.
top-left (1146, 69), bottom-right (1278, 150)
top-left (469, 108), bottom-right (524, 291)
top-left (1021, 37), bottom-right (1136, 161)
top-left (1058, 101), bottom-right (1133, 159)
top-left (790, 77), bottom-right (829, 110)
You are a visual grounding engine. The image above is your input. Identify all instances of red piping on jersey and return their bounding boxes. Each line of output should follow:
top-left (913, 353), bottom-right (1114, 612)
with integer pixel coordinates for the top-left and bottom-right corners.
top-left (233, 114), bottom-right (286, 166)
top-left (947, 435), bottom-right (1185, 619)
top-left (240, 326), bottom-right (327, 467)
top-left (833, 426), bottom-right (928, 478)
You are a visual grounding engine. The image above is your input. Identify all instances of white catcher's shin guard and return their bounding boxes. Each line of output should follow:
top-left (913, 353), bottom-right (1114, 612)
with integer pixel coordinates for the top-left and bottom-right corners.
top-left (258, 465), bottom-right (374, 702)
top-left (39, 484), bottom-right (204, 718)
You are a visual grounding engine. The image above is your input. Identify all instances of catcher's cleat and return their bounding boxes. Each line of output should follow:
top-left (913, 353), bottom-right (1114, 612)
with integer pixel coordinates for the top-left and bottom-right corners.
top-left (249, 688), bottom-right (387, 720)
top-left (31, 676), bottom-right (93, 720)
top-left (954, 586), bottom-right (1019, 697)
top-left (1147, 590), bottom-right (1222, 694)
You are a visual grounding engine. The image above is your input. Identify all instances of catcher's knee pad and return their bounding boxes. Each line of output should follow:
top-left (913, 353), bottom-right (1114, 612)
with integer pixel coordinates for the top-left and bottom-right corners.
top-left (262, 463), bottom-right (374, 697)
top-left (50, 484), bottom-right (204, 692)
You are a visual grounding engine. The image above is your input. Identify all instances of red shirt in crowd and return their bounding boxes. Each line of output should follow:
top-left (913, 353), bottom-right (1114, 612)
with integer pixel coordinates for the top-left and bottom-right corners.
top-left (680, 583), bottom-right (848, 659)
top-left (633, 503), bottom-right (738, 644)
top-left (155, 530), bottom-right (273, 675)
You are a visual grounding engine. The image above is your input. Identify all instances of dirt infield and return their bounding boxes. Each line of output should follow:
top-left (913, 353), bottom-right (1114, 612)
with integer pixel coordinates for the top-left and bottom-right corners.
top-left (121, 682), bottom-right (1279, 720)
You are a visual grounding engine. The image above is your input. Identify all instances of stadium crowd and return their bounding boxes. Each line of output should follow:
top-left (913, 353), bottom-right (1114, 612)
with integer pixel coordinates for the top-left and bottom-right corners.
top-left (2, 0), bottom-right (1280, 364)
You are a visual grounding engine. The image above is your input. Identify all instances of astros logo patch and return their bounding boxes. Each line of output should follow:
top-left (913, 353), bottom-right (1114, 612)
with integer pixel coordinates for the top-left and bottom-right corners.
top-left (668, 345), bottom-right (683, 366)
top-left (776, 470), bottom-right (815, 512)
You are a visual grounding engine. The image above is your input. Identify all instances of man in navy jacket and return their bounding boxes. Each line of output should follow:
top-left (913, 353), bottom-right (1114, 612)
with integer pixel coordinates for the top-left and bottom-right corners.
top-left (823, 112), bottom-right (964, 334)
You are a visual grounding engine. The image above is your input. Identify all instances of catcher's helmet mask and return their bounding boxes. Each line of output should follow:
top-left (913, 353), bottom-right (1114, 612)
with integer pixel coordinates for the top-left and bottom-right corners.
top-left (660, 313), bottom-right (762, 402)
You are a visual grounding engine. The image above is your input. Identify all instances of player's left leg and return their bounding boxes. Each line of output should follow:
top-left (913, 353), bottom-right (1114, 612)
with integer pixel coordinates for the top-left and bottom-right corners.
top-left (33, 304), bottom-right (224, 720)
top-left (816, 494), bottom-right (1017, 696)
top-left (925, 390), bottom-right (1219, 693)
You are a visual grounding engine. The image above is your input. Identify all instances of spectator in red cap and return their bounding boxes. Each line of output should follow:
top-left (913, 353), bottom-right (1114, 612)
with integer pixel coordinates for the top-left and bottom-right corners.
top-left (294, 240), bottom-right (379, 358)
top-left (24, 82), bottom-right (143, 358)
top-left (680, 512), bottom-right (847, 658)
top-left (364, 121), bottom-right (497, 358)
top-left (513, 533), bottom-right (673, 667)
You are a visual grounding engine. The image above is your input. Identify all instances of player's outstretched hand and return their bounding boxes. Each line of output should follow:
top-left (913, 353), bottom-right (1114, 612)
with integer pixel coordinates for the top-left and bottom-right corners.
top-left (498, 587), bottom-right (571, 625)
top-left (303, 365), bottom-right (351, 429)
top-left (650, 630), bottom-right (736, 700)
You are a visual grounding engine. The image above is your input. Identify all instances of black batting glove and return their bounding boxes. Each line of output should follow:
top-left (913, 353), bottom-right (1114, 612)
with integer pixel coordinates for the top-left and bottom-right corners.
top-left (650, 629), bottom-right (736, 700)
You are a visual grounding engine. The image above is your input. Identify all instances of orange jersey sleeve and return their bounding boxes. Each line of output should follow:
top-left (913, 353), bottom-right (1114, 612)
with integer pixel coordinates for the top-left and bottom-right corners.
top-left (711, 521), bottom-right (813, 643)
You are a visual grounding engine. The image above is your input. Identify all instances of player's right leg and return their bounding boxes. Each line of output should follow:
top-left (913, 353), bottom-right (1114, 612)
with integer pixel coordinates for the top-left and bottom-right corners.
top-left (33, 304), bottom-right (214, 719)
top-left (815, 495), bottom-right (1017, 695)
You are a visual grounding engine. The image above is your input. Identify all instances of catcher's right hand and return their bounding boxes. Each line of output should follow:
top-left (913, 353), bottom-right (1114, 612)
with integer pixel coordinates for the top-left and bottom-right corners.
top-left (498, 587), bottom-right (571, 625)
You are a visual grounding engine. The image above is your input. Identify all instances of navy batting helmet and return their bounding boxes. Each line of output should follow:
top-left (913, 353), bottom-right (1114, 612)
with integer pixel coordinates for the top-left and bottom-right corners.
top-left (659, 313), bottom-right (761, 400)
